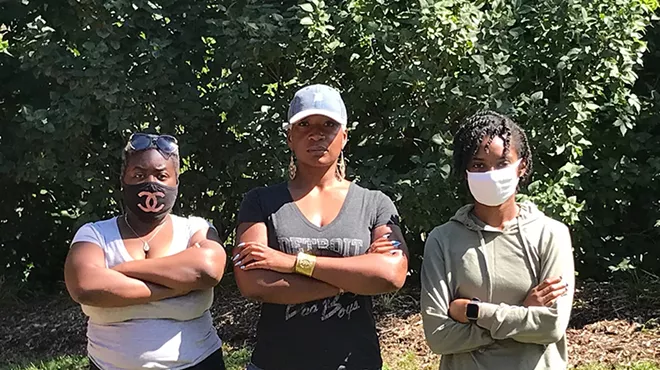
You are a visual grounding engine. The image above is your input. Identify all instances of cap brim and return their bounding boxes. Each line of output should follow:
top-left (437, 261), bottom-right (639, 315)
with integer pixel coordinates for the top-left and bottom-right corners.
top-left (285, 109), bottom-right (347, 130)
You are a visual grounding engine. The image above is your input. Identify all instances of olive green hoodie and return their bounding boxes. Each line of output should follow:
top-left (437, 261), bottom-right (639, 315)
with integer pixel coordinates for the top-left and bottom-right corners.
top-left (421, 202), bottom-right (574, 370)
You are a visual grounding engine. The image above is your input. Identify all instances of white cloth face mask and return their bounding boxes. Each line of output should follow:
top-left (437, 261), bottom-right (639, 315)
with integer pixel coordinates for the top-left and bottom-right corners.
top-left (466, 159), bottom-right (522, 206)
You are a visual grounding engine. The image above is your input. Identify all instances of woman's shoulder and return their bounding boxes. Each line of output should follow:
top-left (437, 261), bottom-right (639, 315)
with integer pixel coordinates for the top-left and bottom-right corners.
top-left (519, 201), bottom-right (571, 235)
top-left (170, 214), bottom-right (216, 232)
top-left (71, 216), bottom-right (119, 245)
top-left (243, 182), bottom-right (288, 199)
top-left (427, 219), bottom-right (465, 241)
top-left (349, 182), bottom-right (392, 202)
top-left (426, 204), bottom-right (476, 244)
top-left (77, 216), bottom-right (119, 233)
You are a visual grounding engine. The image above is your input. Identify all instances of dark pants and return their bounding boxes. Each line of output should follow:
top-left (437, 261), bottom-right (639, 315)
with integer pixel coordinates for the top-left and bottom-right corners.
top-left (89, 347), bottom-right (226, 370)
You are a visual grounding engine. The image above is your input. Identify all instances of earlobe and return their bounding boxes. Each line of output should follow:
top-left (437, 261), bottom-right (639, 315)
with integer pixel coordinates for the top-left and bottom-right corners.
top-left (518, 161), bottom-right (527, 178)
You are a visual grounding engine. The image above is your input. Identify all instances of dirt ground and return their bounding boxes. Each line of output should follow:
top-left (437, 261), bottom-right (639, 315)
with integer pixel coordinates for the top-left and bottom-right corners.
top-left (1, 278), bottom-right (658, 367)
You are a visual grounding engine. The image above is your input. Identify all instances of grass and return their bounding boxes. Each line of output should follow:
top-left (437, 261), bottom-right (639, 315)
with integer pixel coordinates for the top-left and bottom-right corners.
top-left (383, 351), bottom-right (425, 370)
top-left (4, 351), bottom-right (658, 370)
top-left (573, 362), bottom-right (660, 370)
top-left (223, 344), bottom-right (251, 370)
top-left (2, 344), bottom-right (251, 370)
top-left (3, 355), bottom-right (88, 370)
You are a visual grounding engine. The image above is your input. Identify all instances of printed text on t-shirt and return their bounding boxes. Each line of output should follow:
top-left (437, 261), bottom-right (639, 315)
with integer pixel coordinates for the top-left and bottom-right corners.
top-left (285, 295), bottom-right (360, 321)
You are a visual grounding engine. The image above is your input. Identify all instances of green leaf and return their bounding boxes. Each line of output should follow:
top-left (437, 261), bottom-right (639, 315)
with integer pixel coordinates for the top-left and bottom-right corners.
top-left (300, 17), bottom-right (314, 25)
top-left (496, 65), bottom-right (511, 75)
top-left (300, 3), bottom-right (314, 12)
top-left (471, 54), bottom-right (485, 66)
top-left (327, 40), bottom-right (341, 50)
top-left (531, 91), bottom-right (544, 100)
top-left (432, 134), bottom-right (444, 145)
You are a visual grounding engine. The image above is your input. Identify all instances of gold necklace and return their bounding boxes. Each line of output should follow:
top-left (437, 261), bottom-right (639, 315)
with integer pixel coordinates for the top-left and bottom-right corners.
top-left (124, 215), bottom-right (168, 255)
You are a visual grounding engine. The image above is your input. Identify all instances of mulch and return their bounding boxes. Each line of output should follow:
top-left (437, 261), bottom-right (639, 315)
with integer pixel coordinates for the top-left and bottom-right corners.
top-left (1, 278), bottom-right (658, 367)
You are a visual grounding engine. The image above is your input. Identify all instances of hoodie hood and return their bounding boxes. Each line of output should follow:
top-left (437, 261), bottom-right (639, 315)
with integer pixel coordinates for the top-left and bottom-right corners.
top-left (449, 201), bottom-right (546, 285)
top-left (449, 201), bottom-right (545, 234)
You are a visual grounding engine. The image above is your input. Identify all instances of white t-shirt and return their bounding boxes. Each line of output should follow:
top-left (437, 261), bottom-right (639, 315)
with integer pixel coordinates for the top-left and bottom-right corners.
top-left (71, 215), bottom-right (222, 370)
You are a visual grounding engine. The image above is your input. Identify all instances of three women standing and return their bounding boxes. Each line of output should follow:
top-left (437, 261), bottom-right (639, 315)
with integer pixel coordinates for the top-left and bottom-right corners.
top-left (64, 87), bottom-right (574, 370)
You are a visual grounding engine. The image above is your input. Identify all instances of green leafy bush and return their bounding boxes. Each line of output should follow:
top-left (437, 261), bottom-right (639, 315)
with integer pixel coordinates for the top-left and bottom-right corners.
top-left (0, 0), bottom-right (657, 285)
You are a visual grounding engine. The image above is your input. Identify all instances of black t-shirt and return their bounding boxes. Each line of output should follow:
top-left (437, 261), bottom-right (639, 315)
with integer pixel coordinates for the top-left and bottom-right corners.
top-left (237, 182), bottom-right (400, 370)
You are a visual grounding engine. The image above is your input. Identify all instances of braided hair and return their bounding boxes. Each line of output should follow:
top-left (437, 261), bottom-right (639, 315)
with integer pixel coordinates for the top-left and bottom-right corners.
top-left (452, 110), bottom-right (533, 186)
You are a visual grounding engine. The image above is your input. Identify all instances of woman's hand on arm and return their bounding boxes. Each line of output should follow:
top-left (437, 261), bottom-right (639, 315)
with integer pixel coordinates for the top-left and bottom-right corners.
top-left (447, 278), bottom-right (567, 323)
top-left (111, 226), bottom-right (227, 291)
top-left (233, 222), bottom-right (341, 305)
top-left (474, 223), bottom-right (575, 345)
top-left (64, 242), bottom-right (186, 307)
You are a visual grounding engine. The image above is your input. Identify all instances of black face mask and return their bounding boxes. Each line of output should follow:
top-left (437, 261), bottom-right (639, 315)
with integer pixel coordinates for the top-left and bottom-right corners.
top-left (122, 182), bottom-right (178, 222)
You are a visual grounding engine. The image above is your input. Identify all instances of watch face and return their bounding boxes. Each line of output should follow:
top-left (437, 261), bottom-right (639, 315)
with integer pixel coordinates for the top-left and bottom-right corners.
top-left (466, 303), bottom-right (479, 320)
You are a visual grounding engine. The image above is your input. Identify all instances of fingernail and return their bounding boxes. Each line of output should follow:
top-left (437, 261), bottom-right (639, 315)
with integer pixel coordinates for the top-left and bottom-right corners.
top-left (237, 242), bottom-right (246, 248)
top-left (235, 261), bottom-right (242, 266)
top-left (240, 265), bottom-right (245, 270)
top-left (232, 254), bottom-right (239, 261)
top-left (391, 241), bottom-right (401, 248)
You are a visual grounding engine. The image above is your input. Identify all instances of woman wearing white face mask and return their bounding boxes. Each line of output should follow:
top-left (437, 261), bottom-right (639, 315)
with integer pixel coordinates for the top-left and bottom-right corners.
top-left (420, 111), bottom-right (575, 370)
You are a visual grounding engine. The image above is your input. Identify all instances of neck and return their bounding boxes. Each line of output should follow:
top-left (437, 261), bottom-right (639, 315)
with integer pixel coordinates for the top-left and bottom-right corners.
top-left (291, 162), bottom-right (342, 191)
top-left (472, 197), bottom-right (519, 229)
top-left (124, 211), bottom-right (168, 235)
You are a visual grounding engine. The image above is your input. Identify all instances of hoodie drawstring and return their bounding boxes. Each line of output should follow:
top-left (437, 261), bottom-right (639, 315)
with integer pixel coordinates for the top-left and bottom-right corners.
top-left (517, 216), bottom-right (539, 284)
top-left (476, 230), bottom-right (493, 302)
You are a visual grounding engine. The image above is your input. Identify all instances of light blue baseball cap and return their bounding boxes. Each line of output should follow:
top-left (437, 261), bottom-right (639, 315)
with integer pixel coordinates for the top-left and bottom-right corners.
top-left (285, 84), bottom-right (348, 130)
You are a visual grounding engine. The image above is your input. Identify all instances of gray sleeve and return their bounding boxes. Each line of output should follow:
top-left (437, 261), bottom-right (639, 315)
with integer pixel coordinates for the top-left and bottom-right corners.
top-left (421, 228), bottom-right (495, 354)
top-left (373, 191), bottom-right (400, 228)
top-left (237, 188), bottom-right (265, 224)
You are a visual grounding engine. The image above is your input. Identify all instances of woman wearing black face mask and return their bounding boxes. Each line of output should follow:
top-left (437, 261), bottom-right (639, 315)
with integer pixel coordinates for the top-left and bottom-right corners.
top-left (64, 133), bottom-right (227, 370)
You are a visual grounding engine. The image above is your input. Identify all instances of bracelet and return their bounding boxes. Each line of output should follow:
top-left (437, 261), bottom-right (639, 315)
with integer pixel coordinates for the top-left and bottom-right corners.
top-left (294, 252), bottom-right (317, 277)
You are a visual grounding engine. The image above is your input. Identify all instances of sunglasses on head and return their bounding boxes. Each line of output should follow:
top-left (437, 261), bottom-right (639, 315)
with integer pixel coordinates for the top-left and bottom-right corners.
top-left (125, 133), bottom-right (179, 155)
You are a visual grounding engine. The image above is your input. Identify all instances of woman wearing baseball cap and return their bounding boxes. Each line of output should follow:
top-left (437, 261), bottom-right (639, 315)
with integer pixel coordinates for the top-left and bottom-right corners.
top-left (233, 84), bottom-right (409, 370)
top-left (64, 134), bottom-right (227, 370)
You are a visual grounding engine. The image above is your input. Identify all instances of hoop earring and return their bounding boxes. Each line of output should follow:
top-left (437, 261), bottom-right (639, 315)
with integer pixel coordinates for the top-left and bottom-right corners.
top-left (288, 154), bottom-right (297, 180)
top-left (336, 151), bottom-right (346, 180)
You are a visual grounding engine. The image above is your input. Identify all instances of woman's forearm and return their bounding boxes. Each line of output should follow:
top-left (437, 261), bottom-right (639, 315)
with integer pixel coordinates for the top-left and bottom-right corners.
top-left (310, 252), bottom-right (407, 295)
top-left (112, 246), bottom-right (226, 291)
top-left (70, 268), bottom-right (183, 307)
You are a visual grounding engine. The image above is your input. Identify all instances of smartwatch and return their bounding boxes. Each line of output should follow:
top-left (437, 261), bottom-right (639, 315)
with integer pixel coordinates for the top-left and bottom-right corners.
top-left (466, 297), bottom-right (481, 323)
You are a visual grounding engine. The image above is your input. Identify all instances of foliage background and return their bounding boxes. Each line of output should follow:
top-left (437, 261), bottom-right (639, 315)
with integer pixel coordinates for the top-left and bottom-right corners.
top-left (0, 0), bottom-right (658, 287)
